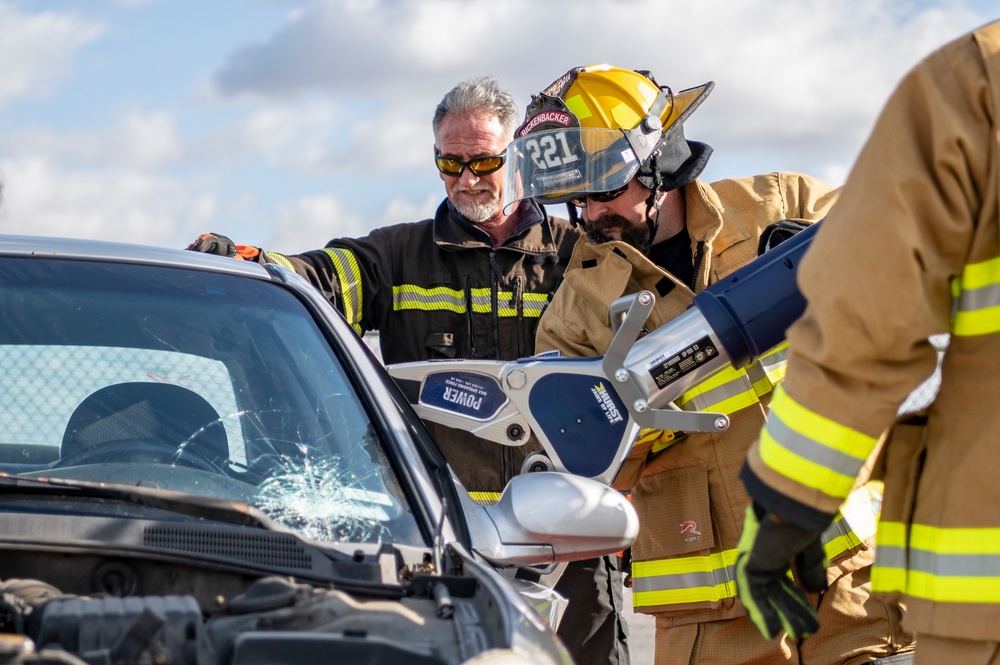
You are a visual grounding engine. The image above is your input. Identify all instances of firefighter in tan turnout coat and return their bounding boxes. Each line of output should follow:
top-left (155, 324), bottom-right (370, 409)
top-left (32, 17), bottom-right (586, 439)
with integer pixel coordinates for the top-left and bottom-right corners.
top-left (737, 19), bottom-right (1000, 665)
top-left (502, 64), bottom-right (914, 664)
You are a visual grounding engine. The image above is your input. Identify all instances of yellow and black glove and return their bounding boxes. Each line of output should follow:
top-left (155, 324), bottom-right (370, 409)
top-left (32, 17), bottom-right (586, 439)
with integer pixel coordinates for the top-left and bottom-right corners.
top-left (735, 503), bottom-right (828, 640)
top-left (186, 233), bottom-right (263, 262)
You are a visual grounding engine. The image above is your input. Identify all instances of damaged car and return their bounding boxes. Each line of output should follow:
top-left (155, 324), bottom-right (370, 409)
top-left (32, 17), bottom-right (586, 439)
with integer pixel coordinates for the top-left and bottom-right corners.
top-left (0, 235), bottom-right (637, 665)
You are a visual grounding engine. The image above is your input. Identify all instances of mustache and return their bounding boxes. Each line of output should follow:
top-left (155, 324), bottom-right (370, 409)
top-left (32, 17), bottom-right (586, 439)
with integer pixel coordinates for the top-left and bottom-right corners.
top-left (587, 212), bottom-right (633, 234)
top-left (585, 212), bottom-right (651, 254)
top-left (585, 212), bottom-right (633, 244)
top-left (453, 184), bottom-right (497, 194)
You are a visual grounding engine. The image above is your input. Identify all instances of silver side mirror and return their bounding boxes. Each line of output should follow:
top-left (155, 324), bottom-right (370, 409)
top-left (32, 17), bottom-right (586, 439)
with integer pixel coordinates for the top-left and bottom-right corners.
top-left (472, 471), bottom-right (638, 568)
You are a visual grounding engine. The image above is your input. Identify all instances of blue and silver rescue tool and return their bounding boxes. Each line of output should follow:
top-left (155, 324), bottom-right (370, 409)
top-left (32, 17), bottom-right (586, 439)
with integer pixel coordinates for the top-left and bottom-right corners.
top-left (387, 223), bottom-right (817, 485)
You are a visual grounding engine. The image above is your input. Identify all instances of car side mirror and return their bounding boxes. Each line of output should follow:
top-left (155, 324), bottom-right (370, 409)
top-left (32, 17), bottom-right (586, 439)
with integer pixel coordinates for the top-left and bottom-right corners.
top-left (475, 471), bottom-right (638, 568)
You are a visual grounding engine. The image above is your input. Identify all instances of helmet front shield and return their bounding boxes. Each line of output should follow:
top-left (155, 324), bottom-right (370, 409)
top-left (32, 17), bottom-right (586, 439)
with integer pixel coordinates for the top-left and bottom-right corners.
top-left (502, 127), bottom-right (641, 213)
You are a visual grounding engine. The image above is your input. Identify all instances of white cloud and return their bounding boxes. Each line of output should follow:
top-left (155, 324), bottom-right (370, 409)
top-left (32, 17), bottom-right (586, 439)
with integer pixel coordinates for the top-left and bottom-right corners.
top-left (270, 195), bottom-right (365, 249)
top-left (194, 102), bottom-right (346, 173)
top-left (268, 191), bottom-right (441, 251)
top-left (209, 0), bottom-right (988, 181)
top-left (0, 0), bottom-right (991, 256)
top-left (2, 111), bottom-right (181, 169)
top-left (0, 158), bottom-right (217, 246)
top-left (0, 3), bottom-right (104, 107)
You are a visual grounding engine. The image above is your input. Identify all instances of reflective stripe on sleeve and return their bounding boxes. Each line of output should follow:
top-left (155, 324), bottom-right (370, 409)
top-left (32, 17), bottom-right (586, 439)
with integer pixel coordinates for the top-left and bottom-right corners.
top-left (821, 481), bottom-right (882, 559)
top-left (953, 256), bottom-right (1000, 336)
top-left (757, 387), bottom-right (876, 501)
top-left (321, 248), bottom-right (365, 334)
top-left (263, 252), bottom-right (294, 270)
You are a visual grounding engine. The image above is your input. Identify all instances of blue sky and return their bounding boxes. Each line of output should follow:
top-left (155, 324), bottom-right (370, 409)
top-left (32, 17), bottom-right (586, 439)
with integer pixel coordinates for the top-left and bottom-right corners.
top-left (1, 0), bottom-right (995, 252)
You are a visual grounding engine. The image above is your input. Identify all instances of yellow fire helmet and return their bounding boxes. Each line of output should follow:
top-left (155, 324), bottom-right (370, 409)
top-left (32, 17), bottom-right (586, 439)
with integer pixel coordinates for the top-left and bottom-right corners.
top-left (503, 65), bottom-right (713, 213)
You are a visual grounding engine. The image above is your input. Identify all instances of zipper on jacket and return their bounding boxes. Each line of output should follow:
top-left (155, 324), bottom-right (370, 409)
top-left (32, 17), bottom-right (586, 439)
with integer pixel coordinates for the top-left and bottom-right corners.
top-left (488, 252), bottom-right (502, 360)
top-left (465, 275), bottom-right (477, 357)
top-left (511, 275), bottom-right (524, 358)
top-left (691, 241), bottom-right (706, 292)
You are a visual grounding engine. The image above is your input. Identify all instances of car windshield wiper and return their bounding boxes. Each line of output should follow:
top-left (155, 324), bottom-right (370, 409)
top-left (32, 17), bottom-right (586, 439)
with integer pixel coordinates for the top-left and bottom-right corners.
top-left (0, 472), bottom-right (281, 530)
top-left (0, 473), bottom-right (418, 594)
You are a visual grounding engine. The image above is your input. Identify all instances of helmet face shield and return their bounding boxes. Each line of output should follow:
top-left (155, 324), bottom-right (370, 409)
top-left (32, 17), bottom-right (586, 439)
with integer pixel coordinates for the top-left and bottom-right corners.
top-left (502, 127), bottom-right (641, 213)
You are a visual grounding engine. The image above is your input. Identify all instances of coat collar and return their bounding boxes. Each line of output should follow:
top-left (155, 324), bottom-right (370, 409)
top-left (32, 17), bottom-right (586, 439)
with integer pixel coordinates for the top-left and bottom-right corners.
top-left (432, 198), bottom-right (558, 255)
top-left (560, 178), bottom-right (747, 325)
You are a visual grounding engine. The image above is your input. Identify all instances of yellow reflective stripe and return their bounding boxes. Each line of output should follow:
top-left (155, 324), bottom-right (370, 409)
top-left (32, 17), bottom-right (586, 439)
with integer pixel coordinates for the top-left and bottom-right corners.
top-left (469, 491), bottom-right (501, 506)
top-left (523, 292), bottom-right (550, 318)
top-left (908, 573), bottom-right (1000, 603)
top-left (871, 522), bottom-right (1000, 602)
top-left (321, 248), bottom-right (365, 334)
top-left (392, 285), bottom-right (465, 313)
top-left (821, 481), bottom-right (882, 559)
top-left (872, 521), bottom-right (908, 594)
top-left (758, 387), bottom-right (876, 500)
top-left (263, 252), bottom-right (294, 269)
top-left (392, 286), bottom-right (547, 318)
top-left (632, 549), bottom-right (738, 607)
top-left (469, 287), bottom-right (491, 313)
top-left (910, 524), bottom-right (1000, 554)
top-left (675, 366), bottom-right (759, 415)
top-left (632, 428), bottom-right (683, 454)
top-left (953, 256), bottom-right (1000, 336)
top-left (676, 341), bottom-right (788, 415)
top-left (878, 521), bottom-right (908, 548)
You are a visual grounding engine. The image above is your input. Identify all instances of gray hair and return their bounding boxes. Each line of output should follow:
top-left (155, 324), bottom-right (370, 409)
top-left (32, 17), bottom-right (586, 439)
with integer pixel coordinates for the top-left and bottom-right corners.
top-left (432, 76), bottom-right (520, 143)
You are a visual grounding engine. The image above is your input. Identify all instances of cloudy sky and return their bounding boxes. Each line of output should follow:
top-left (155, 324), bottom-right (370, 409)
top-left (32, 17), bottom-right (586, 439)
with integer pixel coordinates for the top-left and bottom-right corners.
top-left (1, 0), bottom-right (995, 253)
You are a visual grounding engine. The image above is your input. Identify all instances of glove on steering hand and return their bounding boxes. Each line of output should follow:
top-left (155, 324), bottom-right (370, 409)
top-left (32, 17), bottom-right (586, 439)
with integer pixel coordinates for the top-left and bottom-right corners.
top-left (187, 233), bottom-right (263, 261)
top-left (735, 503), bottom-right (828, 641)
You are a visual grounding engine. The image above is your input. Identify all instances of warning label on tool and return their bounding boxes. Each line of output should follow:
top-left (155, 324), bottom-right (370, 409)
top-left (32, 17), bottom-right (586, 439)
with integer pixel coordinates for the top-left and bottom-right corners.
top-left (646, 334), bottom-right (718, 389)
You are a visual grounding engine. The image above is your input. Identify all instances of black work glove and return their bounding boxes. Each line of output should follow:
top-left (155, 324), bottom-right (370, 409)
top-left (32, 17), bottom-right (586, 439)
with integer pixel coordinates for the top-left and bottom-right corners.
top-left (735, 503), bottom-right (828, 640)
top-left (186, 233), bottom-right (263, 261)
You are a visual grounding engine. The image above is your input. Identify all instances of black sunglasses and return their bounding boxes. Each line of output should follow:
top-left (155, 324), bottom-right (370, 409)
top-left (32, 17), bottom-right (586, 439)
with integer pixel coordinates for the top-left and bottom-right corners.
top-left (434, 150), bottom-right (507, 177)
top-left (571, 183), bottom-right (630, 208)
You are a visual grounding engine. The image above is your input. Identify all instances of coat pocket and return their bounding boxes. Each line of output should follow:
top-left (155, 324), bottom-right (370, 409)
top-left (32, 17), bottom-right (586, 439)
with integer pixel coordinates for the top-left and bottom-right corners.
top-left (631, 463), bottom-right (716, 561)
top-left (424, 331), bottom-right (457, 358)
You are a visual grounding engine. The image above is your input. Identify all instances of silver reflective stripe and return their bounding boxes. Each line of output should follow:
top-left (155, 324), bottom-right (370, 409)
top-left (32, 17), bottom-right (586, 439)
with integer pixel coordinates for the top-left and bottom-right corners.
top-left (910, 550), bottom-right (1000, 577)
top-left (322, 248), bottom-right (365, 327)
top-left (758, 346), bottom-right (788, 379)
top-left (392, 286), bottom-right (465, 312)
top-left (522, 294), bottom-right (549, 317)
top-left (744, 362), bottom-right (768, 387)
top-left (678, 373), bottom-right (754, 412)
top-left (958, 281), bottom-right (1000, 312)
top-left (874, 544), bottom-right (907, 570)
top-left (766, 414), bottom-right (864, 479)
top-left (822, 484), bottom-right (881, 550)
top-left (632, 562), bottom-right (736, 594)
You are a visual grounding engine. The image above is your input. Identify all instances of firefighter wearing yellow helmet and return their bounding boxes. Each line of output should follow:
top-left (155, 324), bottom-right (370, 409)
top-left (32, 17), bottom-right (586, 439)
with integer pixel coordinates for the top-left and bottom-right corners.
top-left (524, 66), bottom-right (915, 665)
top-left (504, 65), bottom-right (713, 251)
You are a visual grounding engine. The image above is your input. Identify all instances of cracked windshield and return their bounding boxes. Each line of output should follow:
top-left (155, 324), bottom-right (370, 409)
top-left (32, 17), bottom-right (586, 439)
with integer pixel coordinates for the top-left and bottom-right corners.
top-left (0, 257), bottom-right (421, 547)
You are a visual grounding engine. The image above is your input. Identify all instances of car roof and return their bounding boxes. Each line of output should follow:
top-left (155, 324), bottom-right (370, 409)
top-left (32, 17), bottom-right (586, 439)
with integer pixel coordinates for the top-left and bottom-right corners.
top-left (0, 234), bottom-right (275, 281)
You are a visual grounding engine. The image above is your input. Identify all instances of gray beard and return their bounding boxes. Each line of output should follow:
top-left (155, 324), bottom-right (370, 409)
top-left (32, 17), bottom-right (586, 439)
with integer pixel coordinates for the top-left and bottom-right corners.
top-left (452, 191), bottom-right (501, 223)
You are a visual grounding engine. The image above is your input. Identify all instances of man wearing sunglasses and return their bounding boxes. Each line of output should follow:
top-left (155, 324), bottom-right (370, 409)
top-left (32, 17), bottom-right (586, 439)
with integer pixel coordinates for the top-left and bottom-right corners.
top-left (509, 65), bottom-right (914, 665)
top-left (185, 76), bottom-right (581, 531)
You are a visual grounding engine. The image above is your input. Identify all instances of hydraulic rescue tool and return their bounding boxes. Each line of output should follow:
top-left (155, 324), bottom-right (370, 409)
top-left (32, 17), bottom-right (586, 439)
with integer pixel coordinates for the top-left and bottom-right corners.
top-left (387, 223), bottom-right (817, 485)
